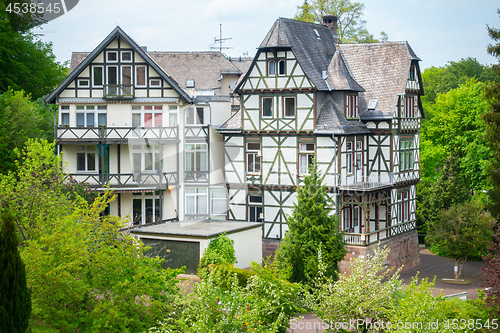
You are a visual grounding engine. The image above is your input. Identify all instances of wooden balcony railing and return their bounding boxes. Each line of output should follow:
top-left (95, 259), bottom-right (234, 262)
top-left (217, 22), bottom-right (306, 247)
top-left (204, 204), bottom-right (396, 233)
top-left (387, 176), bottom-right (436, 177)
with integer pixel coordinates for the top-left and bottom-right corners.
top-left (343, 220), bottom-right (416, 246)
top-left (104, 84), bottom-right (134, 99)
top-left (56, 126), bottom-right (179, 142)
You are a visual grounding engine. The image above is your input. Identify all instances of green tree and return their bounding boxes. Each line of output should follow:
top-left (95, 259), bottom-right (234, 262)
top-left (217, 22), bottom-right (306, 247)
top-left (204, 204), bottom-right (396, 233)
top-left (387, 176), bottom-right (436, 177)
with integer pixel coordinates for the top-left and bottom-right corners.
top-left (427, 202), bottom-right (494, 282)
top-left (199, 232), bottom-right (237, 268)
top-left (421, 57), bottom-right (499, 109)
top-left (0, 90), bottom-right (54, 174)
top-left (294, 0), bottom-right (388, 43)
top-left (481, 225), bottom-right (500, 317)
top-left (275, 162), bottom-right (346, 285)
top-left (315, 247), bottom-right (400, 332)
top-left (0, 213), bottom-right (31, 333)
top-left (483, 10), bottom-right (500, 220)
top-left (0, 1), bottom-right (67, 99)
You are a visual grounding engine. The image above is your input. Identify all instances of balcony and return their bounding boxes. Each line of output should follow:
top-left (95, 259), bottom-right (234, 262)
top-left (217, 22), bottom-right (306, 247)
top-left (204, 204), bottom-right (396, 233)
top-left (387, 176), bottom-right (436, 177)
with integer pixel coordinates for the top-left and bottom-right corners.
top-left (104, 84), bottom-right (134, 99)
top-left (343, 220), bottom-right (416, 246)
top-left (67, 171), bottom-right (178, 189)
top-left (56, 126), bottom-right (179, 143)
top-left (336, 173), bottom-right (394, 191)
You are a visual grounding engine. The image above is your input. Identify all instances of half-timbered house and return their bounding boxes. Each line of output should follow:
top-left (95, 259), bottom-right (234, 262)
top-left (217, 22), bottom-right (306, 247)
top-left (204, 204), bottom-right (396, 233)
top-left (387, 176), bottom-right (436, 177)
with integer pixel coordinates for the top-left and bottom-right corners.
top-left (218, 16), bottom-right (423, 270)
top-left (45, 27), bottom-right (247, 227)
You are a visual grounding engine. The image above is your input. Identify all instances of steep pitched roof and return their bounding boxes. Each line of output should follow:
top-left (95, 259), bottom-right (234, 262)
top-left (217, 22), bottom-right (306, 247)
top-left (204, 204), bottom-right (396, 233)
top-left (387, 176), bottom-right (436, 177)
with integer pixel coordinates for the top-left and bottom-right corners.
top-left (147, 52), bottom-right (241, 93)
top-left (315, 95), bottom-right (371, 135)
top-left (45, 27), bottom-right (193, 104)
top-left (238, 17), bottom-right (338, 92)
top-left (338, 42), bottom-right (421, 119)
top-left (218, 110), bottom-right (242, 133)
top-left (326, 51), bottom-right (364, 92)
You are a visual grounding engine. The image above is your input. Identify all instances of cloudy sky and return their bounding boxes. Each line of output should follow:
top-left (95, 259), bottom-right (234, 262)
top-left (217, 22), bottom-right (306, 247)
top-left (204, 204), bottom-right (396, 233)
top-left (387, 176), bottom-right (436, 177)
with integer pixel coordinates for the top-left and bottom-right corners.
top-left (34, 0), bottom-right (499, 69)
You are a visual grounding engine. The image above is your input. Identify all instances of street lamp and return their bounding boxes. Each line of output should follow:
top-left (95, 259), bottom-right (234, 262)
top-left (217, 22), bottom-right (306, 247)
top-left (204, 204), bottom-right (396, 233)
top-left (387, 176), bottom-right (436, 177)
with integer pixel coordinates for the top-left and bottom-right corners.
top-left (482, 190), bottom-right (489, 210)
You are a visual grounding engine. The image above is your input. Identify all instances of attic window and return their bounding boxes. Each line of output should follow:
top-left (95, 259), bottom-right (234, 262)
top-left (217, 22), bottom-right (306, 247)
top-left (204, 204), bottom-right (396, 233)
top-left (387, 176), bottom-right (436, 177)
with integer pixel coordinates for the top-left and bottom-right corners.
top-left (187, 79), bottom-right (195, 88)
top-left (121, 51), bottom-right (132, 62)
top-left (368, 99), bottom-right (378, 110)
top-left (314, 29), bottom-right (321, 40)
top-left (409, 65), bottom-right (416, 80)
top-left (106, 51), bottom-right (118, 62)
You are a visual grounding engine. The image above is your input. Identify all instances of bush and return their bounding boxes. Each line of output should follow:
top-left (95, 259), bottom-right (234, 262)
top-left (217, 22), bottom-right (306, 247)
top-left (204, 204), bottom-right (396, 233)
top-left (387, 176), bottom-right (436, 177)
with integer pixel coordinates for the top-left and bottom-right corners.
top-left (199, 232), bottom-right (237, 269)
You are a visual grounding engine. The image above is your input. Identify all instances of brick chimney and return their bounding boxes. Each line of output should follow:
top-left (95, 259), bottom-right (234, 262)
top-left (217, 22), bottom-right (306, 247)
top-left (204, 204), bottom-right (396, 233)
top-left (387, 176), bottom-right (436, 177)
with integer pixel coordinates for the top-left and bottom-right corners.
top-left (322, 15), bottom-right (338, 37)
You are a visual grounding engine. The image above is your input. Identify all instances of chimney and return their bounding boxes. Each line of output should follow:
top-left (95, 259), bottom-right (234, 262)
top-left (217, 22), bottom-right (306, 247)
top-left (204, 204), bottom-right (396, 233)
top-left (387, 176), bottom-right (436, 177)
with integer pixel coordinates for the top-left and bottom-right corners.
top-left (322, 15), bottom-right (338, 37)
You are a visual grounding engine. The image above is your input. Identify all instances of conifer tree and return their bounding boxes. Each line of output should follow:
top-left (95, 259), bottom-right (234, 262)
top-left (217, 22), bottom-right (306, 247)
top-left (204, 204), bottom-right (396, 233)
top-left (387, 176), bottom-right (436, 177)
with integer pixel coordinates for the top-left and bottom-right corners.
top-left (275, 162), bottom-right (346, 284)
top-left (0, 213), bottom-right (31, 333)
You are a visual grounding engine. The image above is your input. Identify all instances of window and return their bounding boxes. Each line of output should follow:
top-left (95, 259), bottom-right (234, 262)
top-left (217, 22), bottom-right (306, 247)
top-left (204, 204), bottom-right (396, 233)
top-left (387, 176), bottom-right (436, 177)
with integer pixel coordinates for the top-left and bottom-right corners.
top-left (78, 79), bottom-right (89, 88)
top-left (345, 94), bottom-right (358, 118)
top-left (121, 51), bottom-right (132, 62)
top-left (168, 106), bottom-right (178, 127)
top-left (132, 106), bottom-right (163, 128)
top-left (133, 192), bottom-right (160, 226)
top-left (246, 142), bottom-right (261, 174)
top-left (346, 140), bottom-right (353, 174)
top-left (284, 96), bottom-right (295, 117)
top-left (106, 51), bottom-right (118, 62)
top-left (136, 66), bottom-right (147, 87)
top-left (409, 65), bottom-right (416, 80)
top-left (342, 205), bottom-right (361, 232)
top-left (397, 191), bottom-right (410, 222)
top-left (268, 60), bottom-right (276, 76)
top-left (262, 97), bottom-right (273, 118)
top-left (121, 66), bottom-right (132, 85)
top-left (150, 79), bottom-right (161, 87)
top-left (211, 188), bottom-right (227, 218)
top-left (248, 195), bottom-right (263, 222)
top-left (399, 138), bottom-right (414, 171)
top-left (299, 142), bottom-right (314, 175)
top-left (76, 106), bottom-right (107, 127)
top-left (404, 95), bottom-right (416, 118)
top-left (132, 144), bottom-right (160, 172)
top-left (76, 145), bottom-right (98, 172)
top-left (92, 66), bottom-right (103, 87)
top-left (278, 59), bottom-right (286, 75)
top-left (185, 187), bottom-right (208, 217)
top-left (186, 79), bottom-right (195, 88)
top-left (107, 66), bottom-right (118, 85)
top-left (346, 138), bottom-right (363, 175)
top-left (185, 143), bottom-right (208, 181)
top-left (60, 106), bottom-right (69, 127)
top-left (186, 107), bottom-right (204, 125)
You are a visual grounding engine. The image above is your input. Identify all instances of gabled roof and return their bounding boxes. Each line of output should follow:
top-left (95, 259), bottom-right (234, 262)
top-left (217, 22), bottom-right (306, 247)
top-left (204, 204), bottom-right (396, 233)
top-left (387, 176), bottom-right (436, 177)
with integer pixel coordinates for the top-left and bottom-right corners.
top-left (45, 26), bottom-right (193, 104)
top-left (315, 95), bottom-right (371, 135)
top-left (147, 52), bottom-right (241, 93)
top-left (217, 110), bottom-right (242, 133)
top-left (338, 42), bottom-right (421, 119)
top-left (237, 17), bottom-right (338, 92)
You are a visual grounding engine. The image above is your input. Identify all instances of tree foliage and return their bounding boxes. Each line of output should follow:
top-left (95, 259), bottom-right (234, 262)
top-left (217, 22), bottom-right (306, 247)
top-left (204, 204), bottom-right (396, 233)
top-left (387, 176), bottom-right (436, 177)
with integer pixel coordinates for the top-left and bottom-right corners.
top-left (275, 162), bottom-right (346, 285)
top-left (427, 202), bottom-right (494, 281)
top-left (0, 212), bottom-right (31, 333)
top-left (0, 90), bottom-right (54, 174)
top-left (294, 0), bottom-right (388, 43)
top-left (199, 232), bottom-right (237, 269)
top-left (0, 1), bottom-right (67, 99)
top-left (483, 10), bottom-right (500, 220)
top-left (421, 57), bottom-right (499, 108)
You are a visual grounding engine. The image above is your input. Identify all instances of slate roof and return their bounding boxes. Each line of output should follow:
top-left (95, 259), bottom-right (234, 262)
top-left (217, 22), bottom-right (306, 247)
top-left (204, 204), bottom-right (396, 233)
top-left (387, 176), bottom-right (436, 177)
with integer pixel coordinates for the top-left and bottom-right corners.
top-left (314, 95), bottom-right (371, 135)
top-left (237, 17), bottom-right (338, 92)
top-left (338, 42), bottom-right (421, 119)
top-left (218, 110), bottom-right (242, 133)
top-left (148, 52), bottom-right (241, 93)
top-left (326, 51), bottom-right (364, 92)
top-left (45, 26), bottom-right (192, 104)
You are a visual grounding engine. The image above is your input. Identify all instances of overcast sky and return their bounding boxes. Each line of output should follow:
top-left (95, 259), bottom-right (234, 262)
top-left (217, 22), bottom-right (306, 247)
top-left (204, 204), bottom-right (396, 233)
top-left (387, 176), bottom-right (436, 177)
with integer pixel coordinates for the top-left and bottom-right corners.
top-left (34, 0), bottom-right (499, 70)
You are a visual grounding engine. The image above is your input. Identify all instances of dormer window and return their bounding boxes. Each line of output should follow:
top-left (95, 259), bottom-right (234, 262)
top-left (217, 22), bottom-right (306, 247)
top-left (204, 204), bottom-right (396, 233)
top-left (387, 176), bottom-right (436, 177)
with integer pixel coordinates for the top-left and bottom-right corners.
top-left (267, 59), bottom-right (286, 76)
top-left (345, 94), bottom-right (358, 118)
top-left (268, 60), bottom-right (276, 76)
top-left (186, 79), bottom-right (195, 88)
top-left (278, 59), bottom-right (286, 75)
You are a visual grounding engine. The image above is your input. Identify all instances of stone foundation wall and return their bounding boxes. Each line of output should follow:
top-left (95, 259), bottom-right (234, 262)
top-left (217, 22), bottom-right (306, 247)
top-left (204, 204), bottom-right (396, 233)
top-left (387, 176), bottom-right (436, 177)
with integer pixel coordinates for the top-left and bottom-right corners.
top-left (263, 230), bottom-right (420, 275)
top-left (339, 229), bottom-right (420, 275)
top-left (262, 239), bottom-right (281, 261)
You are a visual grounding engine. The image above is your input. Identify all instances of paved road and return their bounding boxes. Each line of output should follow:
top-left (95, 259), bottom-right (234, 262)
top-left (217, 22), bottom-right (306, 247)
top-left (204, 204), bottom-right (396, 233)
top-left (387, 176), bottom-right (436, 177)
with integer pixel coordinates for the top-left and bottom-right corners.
top-left (287, 248), bottom-right (487, 333)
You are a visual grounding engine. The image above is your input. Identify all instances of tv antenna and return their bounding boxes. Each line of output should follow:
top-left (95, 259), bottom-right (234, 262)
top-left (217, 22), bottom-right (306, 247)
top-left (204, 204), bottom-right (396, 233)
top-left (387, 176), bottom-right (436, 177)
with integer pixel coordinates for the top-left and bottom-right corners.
top-left (211, 23), bottom-right (233, 53)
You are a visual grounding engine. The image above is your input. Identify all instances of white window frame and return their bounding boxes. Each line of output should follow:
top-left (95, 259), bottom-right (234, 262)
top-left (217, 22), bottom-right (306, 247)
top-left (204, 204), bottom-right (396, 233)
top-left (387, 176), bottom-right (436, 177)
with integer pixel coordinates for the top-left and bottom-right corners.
top-left (345, 94), bottom-right (358, 118)
top-left (106, 51), bottom-right (118, 63)
top-left (185, 187), bottom-right (208, 217)
top-left (185, 106), bottom-right (205, 125)
top-left (248, 195), bottom-right (263, 222)
top-left (135, 65), bottom-right (147, 87)
top-left (267, 60), bottom-right (276, 76)
top-left (106, 66), bottom-right (118, 85)
top-left (299, 142), bottom-right (315, 175)
top-left (132, 144), bottom-right (160, 173)
top-left (278, 59), bottom-right (286, 76)
top-left (77, 79), bottom-right (90, 88)
top-left (149, 79), bottom-right (161, 87)
top-left (132, 192), bottom-right (160, 226)
top-left (246, 142), bottom-right (261, 175)
top-left (59, 105), bottom-right (70, 127)
top-left (121, 50), bottom-right (132, 62)
top-left (168, 105), bottom-right (179, 127)
top-left (92, 66), bottom-right (104, 87)
top-left (404, 95), bottom-right (416, 118)
top-left (261, 97), bottom-right (273, 118)
top-left (210, 187), bottom-right (227, 218)
top-left (185, 143), bottom-right (208, 181)
top-left (399, 138), bottom-right (414, 171)
top-left (76, 145), bottom-right (98, 172)
top-left (132, 106), bottom-right (163, 128)
top-left (76, 105), bottom-right (107, 128)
